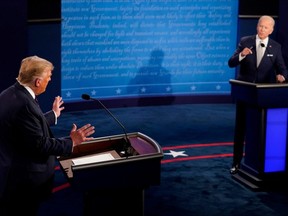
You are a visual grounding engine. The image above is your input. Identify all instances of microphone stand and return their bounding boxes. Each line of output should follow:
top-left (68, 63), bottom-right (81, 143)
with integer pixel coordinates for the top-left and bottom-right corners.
top-left (96, 99), bottom-right (132, 157)
top-left (81, 94), bottom-right (133, 158)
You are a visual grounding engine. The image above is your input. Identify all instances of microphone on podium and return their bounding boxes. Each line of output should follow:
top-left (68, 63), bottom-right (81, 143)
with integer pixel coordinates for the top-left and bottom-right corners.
top-left (81, 93), bottom-right (134, 157)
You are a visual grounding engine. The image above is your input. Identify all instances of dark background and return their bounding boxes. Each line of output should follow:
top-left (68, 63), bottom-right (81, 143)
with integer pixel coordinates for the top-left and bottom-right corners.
top-left (238, 0), bottom-right (279, 16)
top-left (27, 0), bottom-right (60, 20)
top-left (26, 0), bottom-right (280, 20)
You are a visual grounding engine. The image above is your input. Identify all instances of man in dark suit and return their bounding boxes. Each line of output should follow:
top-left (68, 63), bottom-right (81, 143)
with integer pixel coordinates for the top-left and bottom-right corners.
top-left (228, 15), bottom-right (288, 174)
top-left (0, 56), bottom-right (95, 215)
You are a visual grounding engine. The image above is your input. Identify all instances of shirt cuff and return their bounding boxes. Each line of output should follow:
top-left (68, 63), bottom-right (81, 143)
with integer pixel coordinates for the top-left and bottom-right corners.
top-left (53, 110), bottom-right (58, 125)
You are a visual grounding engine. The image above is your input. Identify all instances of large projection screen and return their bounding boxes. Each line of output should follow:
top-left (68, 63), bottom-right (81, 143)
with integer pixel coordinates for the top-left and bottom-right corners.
top-left (61, 0), bottom-right (238, 102)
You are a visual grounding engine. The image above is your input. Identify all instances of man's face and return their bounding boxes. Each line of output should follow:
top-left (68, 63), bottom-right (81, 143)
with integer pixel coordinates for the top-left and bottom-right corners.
top-left (257, 19), bottom-right (274, 40)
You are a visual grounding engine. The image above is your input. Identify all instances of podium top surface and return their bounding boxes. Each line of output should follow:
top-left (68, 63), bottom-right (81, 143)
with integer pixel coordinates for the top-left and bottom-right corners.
top-left (229, 79), bottom-right (288, 89)
top-left (58, 132), bottom-right (163, 177)
top-left (58, 132), bottom-right (163, 189)
top-left (229, 79), bottom-right (288, 107)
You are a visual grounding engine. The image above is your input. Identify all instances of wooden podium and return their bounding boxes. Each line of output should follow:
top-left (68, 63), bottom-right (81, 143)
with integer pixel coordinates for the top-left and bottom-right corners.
top-left (58, 132), bottom-right (163, 215)
top-left (230, 79), bottom-right (288, 190)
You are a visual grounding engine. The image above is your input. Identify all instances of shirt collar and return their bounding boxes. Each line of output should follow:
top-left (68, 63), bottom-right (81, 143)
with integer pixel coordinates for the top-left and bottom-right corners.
top-left (17, 79), bottom-right (36, 99)
top-left (256, 35), bottom-right (269, 47)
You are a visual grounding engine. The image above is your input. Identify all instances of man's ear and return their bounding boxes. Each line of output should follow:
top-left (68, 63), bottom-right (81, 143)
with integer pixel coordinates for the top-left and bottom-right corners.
top-left (35, 78), bottom-right (41, 87)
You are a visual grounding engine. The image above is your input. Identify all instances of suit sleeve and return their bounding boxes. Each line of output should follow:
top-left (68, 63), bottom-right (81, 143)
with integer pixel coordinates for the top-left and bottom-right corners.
top-left (228, 36), bottom-right (254, 68)
top-left (44, 110), bottom-right (56, 126)
top-left (228, 39), bottom-right (247, 68)
top-left (14, 102), bottom-right (73, 157)
top-left (275, 44), bottom-right (288, 80)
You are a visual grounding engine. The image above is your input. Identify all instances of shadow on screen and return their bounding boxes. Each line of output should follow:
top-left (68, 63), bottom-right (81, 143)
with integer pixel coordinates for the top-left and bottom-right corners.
top-left (128, 48), bottom-right (175, 106)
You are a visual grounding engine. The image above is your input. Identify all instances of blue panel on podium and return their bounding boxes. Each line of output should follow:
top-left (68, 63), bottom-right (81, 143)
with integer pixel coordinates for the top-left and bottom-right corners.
top-left (265, 108), bottom-right (288, 172)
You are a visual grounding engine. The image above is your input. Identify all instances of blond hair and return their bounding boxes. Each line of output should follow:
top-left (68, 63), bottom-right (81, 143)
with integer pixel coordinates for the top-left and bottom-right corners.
top-left (17, 56), bottom-right (54, 84)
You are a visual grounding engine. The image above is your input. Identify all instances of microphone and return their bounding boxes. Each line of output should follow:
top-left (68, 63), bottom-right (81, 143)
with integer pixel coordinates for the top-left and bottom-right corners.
top-left (81, 93), bottom-right (135, 157)
top-left (260, 42), bottom-right (265, 48)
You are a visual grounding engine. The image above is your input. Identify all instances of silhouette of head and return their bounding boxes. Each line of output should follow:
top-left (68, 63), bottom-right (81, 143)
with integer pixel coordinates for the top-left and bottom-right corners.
top-left (149, 49), bottom-right (164, 66)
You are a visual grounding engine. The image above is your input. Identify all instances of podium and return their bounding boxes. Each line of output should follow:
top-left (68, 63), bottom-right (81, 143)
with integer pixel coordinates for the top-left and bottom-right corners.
top-left (229, 79), bottom-right (288, 190)
top-left (58, 132), bottom-right (163, 215)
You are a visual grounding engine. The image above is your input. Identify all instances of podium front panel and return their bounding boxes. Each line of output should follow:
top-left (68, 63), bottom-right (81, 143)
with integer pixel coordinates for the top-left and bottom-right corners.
top-left (58, 132), bottom-right (163, 191)
top-left (264, 108), bottom-right (288, 172)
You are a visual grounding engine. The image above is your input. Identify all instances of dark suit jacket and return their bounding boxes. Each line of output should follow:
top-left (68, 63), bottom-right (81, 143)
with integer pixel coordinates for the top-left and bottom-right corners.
top-left (228, 35), bottom-right (288, 83)
top-left (0, 82), bottom-right (73, 199)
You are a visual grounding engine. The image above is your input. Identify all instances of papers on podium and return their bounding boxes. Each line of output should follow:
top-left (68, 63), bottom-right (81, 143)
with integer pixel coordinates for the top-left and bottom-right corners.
top-left (72, 152), bottom-right (115, 166)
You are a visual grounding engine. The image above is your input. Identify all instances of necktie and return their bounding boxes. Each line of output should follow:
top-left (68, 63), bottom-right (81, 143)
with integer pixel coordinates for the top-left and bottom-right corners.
top-left (257, 41), bottom-right (265, 67)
